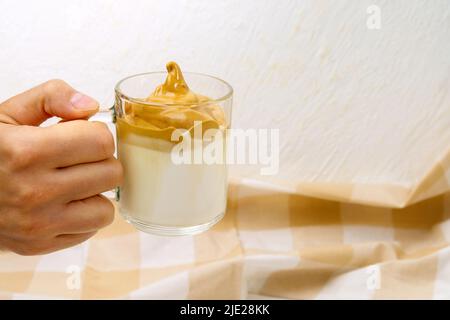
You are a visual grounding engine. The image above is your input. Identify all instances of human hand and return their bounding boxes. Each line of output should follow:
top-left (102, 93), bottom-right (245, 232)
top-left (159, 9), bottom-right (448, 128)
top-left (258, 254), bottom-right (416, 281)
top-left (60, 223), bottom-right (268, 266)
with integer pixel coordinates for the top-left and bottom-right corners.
top-left (0, 80), bottom-right (123, 255)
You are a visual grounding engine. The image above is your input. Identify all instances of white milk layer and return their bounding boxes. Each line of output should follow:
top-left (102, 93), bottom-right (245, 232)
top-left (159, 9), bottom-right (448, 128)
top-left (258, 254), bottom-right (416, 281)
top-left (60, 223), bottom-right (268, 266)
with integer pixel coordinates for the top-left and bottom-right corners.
top-left (118, 134), bottom-right (227, 227)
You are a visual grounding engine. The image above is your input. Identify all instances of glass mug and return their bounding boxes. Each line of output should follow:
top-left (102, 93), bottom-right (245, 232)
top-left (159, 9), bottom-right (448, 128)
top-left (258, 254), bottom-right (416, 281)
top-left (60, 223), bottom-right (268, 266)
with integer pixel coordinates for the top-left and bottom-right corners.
top-left (112, 72), bottom-right (233, 236)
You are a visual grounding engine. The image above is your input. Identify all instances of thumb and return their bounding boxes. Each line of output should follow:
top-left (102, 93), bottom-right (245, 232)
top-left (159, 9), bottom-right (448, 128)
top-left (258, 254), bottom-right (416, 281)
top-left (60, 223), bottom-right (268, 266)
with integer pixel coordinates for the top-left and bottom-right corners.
top-left (0, 79), bottom-right (99, 126)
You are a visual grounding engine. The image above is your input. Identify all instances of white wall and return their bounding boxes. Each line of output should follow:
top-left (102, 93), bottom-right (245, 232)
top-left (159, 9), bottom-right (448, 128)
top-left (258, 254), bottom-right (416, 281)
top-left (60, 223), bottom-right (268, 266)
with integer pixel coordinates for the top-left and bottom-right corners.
top-left (0, 0), bottom-right (449, 188)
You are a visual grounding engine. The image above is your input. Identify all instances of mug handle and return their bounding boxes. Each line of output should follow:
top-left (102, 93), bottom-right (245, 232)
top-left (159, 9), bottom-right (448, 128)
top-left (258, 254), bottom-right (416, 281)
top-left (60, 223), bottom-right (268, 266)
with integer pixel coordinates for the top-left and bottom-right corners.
top-left (89, 108), bottom-right (118, 201)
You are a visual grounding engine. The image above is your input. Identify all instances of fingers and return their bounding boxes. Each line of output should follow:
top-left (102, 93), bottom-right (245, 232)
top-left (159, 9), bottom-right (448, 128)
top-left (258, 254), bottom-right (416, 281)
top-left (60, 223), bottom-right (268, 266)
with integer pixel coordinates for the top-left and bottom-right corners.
top-left (54, 157), bottom-right (123, 202)
top-left (0, 120), bottom-right (115, 170)
top-left (8, 232), bottom-right (97, 256)
top-left (0, 195), bottom-right (113, 255)
top-left (56, 195), bottom-right (115, 234)
top-left (40, 120), bottom-right (115, 168)
top-left (31, 232), bottom-right (97, 256)
top-left (55, 231), bottom-right (98, 247)
top-left (0, 79), bottom-right (99, 126)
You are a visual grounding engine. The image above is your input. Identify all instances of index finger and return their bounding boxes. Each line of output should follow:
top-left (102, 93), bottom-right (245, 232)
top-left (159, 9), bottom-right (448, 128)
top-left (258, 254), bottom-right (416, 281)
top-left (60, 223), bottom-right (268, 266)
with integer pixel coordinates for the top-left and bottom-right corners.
top-left (39, 120), bottom-right (115, 168)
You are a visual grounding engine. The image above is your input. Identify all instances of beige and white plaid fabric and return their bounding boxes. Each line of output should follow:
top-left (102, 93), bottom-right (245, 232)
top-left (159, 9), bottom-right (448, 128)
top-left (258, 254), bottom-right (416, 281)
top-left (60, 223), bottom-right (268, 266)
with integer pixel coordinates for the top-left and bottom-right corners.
top-left (0, 150), bottom-right (449, 299)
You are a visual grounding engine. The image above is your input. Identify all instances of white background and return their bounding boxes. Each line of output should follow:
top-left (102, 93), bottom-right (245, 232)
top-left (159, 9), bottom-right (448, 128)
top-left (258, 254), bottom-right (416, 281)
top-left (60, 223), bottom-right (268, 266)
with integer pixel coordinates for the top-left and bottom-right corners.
top-left (0, 0), bottom-right (449, 188)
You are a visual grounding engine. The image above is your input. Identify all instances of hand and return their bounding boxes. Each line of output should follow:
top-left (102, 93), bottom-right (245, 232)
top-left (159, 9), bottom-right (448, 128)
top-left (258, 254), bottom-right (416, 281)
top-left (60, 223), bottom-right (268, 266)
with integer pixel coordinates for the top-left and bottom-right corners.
top-left (0, 79), bottom-right (123, 255)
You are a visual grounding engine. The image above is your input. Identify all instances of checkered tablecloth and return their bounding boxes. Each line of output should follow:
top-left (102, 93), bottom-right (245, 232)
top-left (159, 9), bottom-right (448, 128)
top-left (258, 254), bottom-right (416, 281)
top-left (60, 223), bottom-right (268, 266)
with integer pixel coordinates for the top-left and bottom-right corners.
top-left (1, 150), bottom-right (449, 299)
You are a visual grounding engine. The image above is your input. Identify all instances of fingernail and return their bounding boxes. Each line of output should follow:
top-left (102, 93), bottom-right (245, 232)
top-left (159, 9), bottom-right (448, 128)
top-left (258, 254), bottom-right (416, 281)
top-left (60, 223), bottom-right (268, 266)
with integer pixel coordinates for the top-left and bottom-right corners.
top-left (70, 92), bottom-right (99, 111)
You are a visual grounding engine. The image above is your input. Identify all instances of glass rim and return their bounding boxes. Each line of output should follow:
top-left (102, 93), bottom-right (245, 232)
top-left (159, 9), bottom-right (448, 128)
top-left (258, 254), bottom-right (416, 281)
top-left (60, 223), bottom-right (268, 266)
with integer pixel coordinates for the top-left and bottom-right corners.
top-left (115, 71), bottom-right (233, 107)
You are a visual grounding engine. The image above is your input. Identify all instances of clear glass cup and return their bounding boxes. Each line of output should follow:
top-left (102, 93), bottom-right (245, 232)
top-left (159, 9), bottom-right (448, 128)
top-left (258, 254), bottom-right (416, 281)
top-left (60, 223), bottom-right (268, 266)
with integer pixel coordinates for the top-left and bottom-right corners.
top-left (113, 71), bottom-right (233, 236)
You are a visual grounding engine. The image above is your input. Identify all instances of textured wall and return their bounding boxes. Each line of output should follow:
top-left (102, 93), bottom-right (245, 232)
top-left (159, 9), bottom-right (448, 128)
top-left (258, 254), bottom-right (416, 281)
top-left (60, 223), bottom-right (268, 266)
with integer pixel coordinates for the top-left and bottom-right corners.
top-left (0, 0), bottom-right (449, 188)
